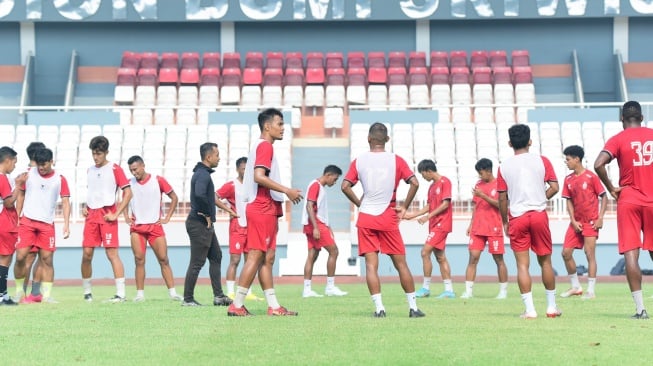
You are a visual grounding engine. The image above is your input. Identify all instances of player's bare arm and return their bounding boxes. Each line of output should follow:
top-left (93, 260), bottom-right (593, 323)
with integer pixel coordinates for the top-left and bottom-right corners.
top-left (473, 188), bottom-right (499, 208)
top-left (397, 176), bottom-right (419, 220)
top-left (160, 190), bottom-right (178, 224)
top-left (566, 199), bottom-right (582, 232)
top-left (214, 193), bottom-right (237, 217)
top-left (340, 180), bottom-right (361, 207)
top-left (467, 203), bottom-right (476, 236)
top-left (593, 192), bottom-right (608, 230)
top-left (545, 180), bottom-right (559, 200)
top-left (253, 166), bottom-right (303, 204)
top-left (404, 205), bottom-right (429, 221)
top-left (104, 186), bottom-right (133, 221)
top-left (4, 172), bottom-right (26, 208)
top-left (15, 173), bottom-right (28, 216)
top-left (498, 191), bottom-right (509, 234)
top-left (306, 200), bottom-right (320, 240)
top-left (62, 196), bottom-right (71, 239)
top-left (418, 199), bottom-right (450, 225)
top-left (594, 151), bottom-right (619, 200)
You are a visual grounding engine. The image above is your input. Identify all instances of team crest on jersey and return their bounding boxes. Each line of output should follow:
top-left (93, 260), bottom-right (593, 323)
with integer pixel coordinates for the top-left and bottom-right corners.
top-left (436, 187), bottom-right (441, 194)
top-left (582, 182), bottom-right (587, 190)
top-left (40, 184), bottom-right (45, 190)
top-left (491, 189), bottom-right (496, 196)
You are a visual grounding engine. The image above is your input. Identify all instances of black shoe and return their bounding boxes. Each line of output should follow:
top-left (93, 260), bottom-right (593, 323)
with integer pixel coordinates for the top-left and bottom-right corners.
top-left (631, 310), bottom-right (649, 319)
top-left (181, 299), bottom-right (203, 307)
top-left (409, 308), bottom-right (425, 318)
top-left (84, 293), bottom-right (93, 302)
top-left (1, 298), bottom-right (18, 306)
top-left (213, 295), bottom-right (233, 306)
top-left (374, 310), bottom-right (386, 318)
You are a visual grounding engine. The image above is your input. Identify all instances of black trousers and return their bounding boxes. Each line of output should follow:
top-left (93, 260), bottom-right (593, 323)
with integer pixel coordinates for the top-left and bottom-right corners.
top-left (183, 218), bottom-right (224, 301)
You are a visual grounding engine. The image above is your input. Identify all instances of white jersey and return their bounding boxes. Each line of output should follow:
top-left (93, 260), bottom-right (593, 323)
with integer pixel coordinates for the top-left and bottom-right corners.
top-left (233, 178), bottom-right (247, 228)
top-left (498, 153), bottom-right (557, 217)
top-left (129, 175), bottom-right (170, 225)
top-left (301, 179), bottom-right (329, 226)
top-left (356, 151), bottom-right (397, 216)
top-left (23, 168), bottom-right (63, 224)
top-left (86, 163), bottom-right (124, 209)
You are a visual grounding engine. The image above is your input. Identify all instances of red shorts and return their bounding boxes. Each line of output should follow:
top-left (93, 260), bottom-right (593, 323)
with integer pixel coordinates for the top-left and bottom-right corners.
top-left (616, 201), bottom-right (653, 254)
top-left (304, 222), bottom-right (335, 250)
top-left (130, 223), bottom-right (166, 253)
top-left (469, 234), bottom-right (505, 254)
top-left (17, 217), bottom-right (56, 252)
top-left (357, 227), bottom-right (405, 256)
top-left (0, 231), bottom-right (17, 256)
top-left (563, 222), bottom-right (599, 249)
top-left (245, 213), bottom-right (278, 253)
top-left (425, 230), bottom-right (448, 250)
top-left (83, 208), bottom-right (119, 248)
top-left (507, 210), bottom-right (552, 256)
top-left (229, 225), bottom-right (248, 255)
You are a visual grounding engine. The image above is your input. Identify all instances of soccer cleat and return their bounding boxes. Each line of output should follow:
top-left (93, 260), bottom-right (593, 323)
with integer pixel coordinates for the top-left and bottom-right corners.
top-left (227, 304), bottom-right (253, 317)
top-left (0, 297), bottom-right (18, 306)
top-left (520, 311), bottom-right (538, 319)
top-left (581, 292), bottom-right (595, 300)
top-left (133, 295), bottom-right (145, 303)
top-left (436, 291), bottom-right (456, 299)
top-left (374, 310), bottom-right (386, 318)
top-left (546, 307), bottom-right (562, 318)
top-left (83, 293), bottom-right (93, 302)
top-left (105, 295), bottom-right (126, 303)
top-left (213, 295), bottom-right (233, 306)
top-left (631, 310), bottom-right (649, 320)
top-left (560, 287), bottom-right (583, 298)
top-left (43, 297), bottom-right (59, 304)
top-left (325, 287), bottom-right (348, 297)
top-left (415, 288), bottom-right (431, 298)
top-left (181, 299), bottom-right (203, 307)
top-left (460, 292), bottom-right (473, 299)
top-left (409, 308), bottom-right (426, 318)
top-left (20, 294), bottom-right (41, 304)
top-left (268, 306), bottom-right (298, 316)
top-left (495, 292), bottom-right (508, 300)
top-left (245, 292), bottom-right (264, 301)
top-left (227, 292), bottom-right (235, 300)
top-left (170, 294), bottom-right (183, 301)
top-left (302, 290), bottom-right (324, 298)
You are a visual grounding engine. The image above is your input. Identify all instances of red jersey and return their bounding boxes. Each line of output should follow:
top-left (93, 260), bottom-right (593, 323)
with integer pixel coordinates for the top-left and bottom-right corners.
top-left (217, 179), bottom-right (247, 231)
top-left (428, 176), bottom-right (452, 233)
top-left (471, 178), bottom-right (503, 236)
top-left (0, 173), bottom-right (17, 231)
top-left (561, 169), bottom-right (606, 222)
top-left (247, 141), bottom-right (283, 216)
top-left (603, 126), bottom-right (653, 206)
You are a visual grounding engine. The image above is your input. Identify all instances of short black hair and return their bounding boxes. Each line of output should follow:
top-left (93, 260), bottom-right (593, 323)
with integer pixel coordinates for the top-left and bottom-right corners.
top-left (235, 157), bottom-right (248, 167)
top-left (199, 142), bottom-right (218, 160)
top-left (26, 142), bottom-right (46, 161)
top-left (368, 122), bottom-right (388, 144)
top-left (621, 100), bottom-right (643, 123)
top-left (34, 148), bottom-right (53, 165)
top-left (89, 136), bottom-right (109, 152)
top-left (127, 155), bottom-right (144, 165)
top-left (563, 145), bottom-right (584, 160)
top-left (323, 164), bottom-right (342, 176)
top-left (257, 108), bottom-right (283, 131)
top-left (417, 159), bottom-right (437, 173)
top-left (475, 158), bottom-right (493, 172)
top-left (0, 146), bottom-right (17, 163)
top-left (508, 124), bottom-right (530, 150)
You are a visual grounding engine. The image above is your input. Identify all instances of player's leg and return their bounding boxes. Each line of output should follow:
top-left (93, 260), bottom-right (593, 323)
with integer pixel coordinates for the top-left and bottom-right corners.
top-left (149, 235), bottom-right (181, 301)
top-left (561, 225), bottom-right (582, 297)
top-left (417, 244), bottom-right (434, 297)
top-left (462, 249), bottom-right (482, 298)
top-left (531, 211), bottom-right (559, 317)
top-left (38, 248), bottom-right (55, 302)
top-left (583, 236), bottom-right (597, 299)
top-left (226, 253), bottom-right (241, 298)
top-left (364, 251), bottom-right (385, 317)
top-left (130, 232), bottom-right (146, 301)
top-left (12, 247), bottom-right (31, 301)
top-left (382, 230), bottom-right (423, 317)
top-left (433, 248), bottom-right (454, 298)
top-left (104, 247), bottom-right (126, 301)
top-left (228, 249), bottom-right (264, 315)
top-left (260, 248), bottom-right (294, 315)
top-left (29, 258), bottom-right (43, 299)
top-left (302, 247), bottom-right (321, 297)
top-left (617, 202), bottom-right (647, 317)
top-left (81, 219), bottom-right (101, 301)
top-left (206, 230), bottom-right (230, 306)
top-left (492, 254), bottom-right (509, 299)
top-left (323, 244), bottom-right (346, 296)
top-left (23, 252), bottom-right (36, 294)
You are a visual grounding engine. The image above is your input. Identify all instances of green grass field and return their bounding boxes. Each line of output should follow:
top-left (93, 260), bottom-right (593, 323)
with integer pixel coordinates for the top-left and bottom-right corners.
top-left (1, 282), bottom-right (651, 365)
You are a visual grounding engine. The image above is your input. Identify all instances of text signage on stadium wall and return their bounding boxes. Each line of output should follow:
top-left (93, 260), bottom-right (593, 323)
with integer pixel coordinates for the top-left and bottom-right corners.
top-left (0, 0), bottom-right (652, 21)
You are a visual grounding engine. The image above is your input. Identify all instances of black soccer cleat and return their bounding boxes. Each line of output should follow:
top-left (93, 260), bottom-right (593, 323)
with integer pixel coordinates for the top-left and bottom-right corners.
top-left (409, 308), bottom-right (426, 318)
top-left (213, 295), bottom-right (233, 306)
top-left (631, 310), bottom-right (649, 320)
top-left (374, 310), bottom-right (386, 318)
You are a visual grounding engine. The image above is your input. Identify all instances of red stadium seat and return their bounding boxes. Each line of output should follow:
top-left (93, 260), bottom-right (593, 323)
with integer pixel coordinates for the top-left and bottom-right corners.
top-left (470, 50), bottom-right (488, 69)
top-left (140, 52), bottom-right (159, 70)
top-left (158, 67), bottom-right (178, 85)
top-left (243, 68), bottom-right (263, 85)
top-left (450, 67), bottom-right (470, 84)
top-left (221, 68), bottom-right (241, 86)
top-left (409, 51), bottom-right (426, 68)
top-left (306, 67), bottom-right (325, 84)
top-left (430, 51), bottom-right (448, 68)
top-left (368, 52), bottom-right (386, 68)
top-left (161, 53), bottom-right (179, 69)
top-left (180, 68), bottom-right (200, 85)
top-left (492, 66), bottom-right (512, 84)
top-left (347, 51), bottom-right (365, 69)
top-left (388, 67), bottom-right (407, 85)
top-left (489, 50), bottom-right (507, 68)
top-left (222, 52), bottom-right (241, 69)
top-left (200, 68), bottom-right (220, 86)
top-left (347, 67), bottom-right (367, 86)
top-left (472, 67), bottom-right (492, 84)
top-left (263, 68), bottom-right (283, 86)
top-left (286, 52), bottom-right (304, 70)
top-left (266, 51), bottom-right (284, 69)
top-left (283, 68), bottom-right (304, 86)
top-left (368, 67), bottom-right (387, 84)
top-left (388, 51), bottom-right (406, 69)
top-left (326, 68), bottom-right (346, 86)
top-left (137, 68), bottom-right (158, 86)
top-left (181, 52), bottom-right (200, 69)
top-left (430, 66), bottom-right (450, 85)
top-left (450, 50), bottom-right (468, 68)
top-left (121, 51), bottom-right (140, 69)
top-left (512, 50), bottom-right (530, 67)
top-left (202, 52), bottom-right (221, 69)
top-left (326, 52), bottom-right (344, 69)
top-left (513, 66), bottom-right (533, 84)
top-left (408, 67), bottom-right (429, 86)
top-left (117, 68), bottom-right (137, 86)
top-left (245, 52), bottom-right (264, 69)
top-left (306, 52), bottom-right (324, 69)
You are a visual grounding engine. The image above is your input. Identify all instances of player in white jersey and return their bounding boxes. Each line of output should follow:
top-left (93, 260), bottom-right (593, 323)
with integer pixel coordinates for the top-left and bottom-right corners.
top-left (13, 148), bottom-right (70, 303)
top-left (301, 165), bottom-right (347, 298)
top-left (81, 136), bottom-right (133, 303)
top-left (0, 146), bottom-right (21, 306)
top-left (123, 156), bottom-right (182, 302)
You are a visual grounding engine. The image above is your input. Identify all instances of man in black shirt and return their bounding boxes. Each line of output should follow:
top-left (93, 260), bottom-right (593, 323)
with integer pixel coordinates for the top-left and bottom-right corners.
top-left (182, 142), bottom-right (231, 306)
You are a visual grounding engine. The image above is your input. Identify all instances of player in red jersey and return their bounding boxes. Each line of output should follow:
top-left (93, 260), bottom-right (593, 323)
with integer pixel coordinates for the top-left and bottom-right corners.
top-left (497, 124), bottom-right (560, 319)
top-left (595, 101), bottom-right (653, 319)
top-left (13, 148), bottom-right (70, 303)
top-left (123, 155), bottom-right (182, 302)
top-left (341, 122), bottom-right (424, 318)
top-left (461, 158), bottom-right (508, 300)
top-left (301, 164), bottom-right (347, 298)
top-left (0, 146), bottom-right (21, 306)
top-left (81, 136), bottom-right (133, 303)
top-left (227, 108), bottom-right (303, 317)
top-left (560, 145), bottom-right (607, 300)
top-left (216, 156), bottom-right (262, 301)
top-left (405, 159), bottom-right (455, 299)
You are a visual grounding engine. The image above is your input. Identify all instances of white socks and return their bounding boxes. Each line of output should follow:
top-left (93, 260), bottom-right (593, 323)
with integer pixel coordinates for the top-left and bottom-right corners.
top-left (521, 292), bottom-right (536, 314)
top-left (545, 289), bottom-right (557, 311)
top-left (465, 281), bottom-right (473, 295)
top-left (371, 293), bottom-right (384, 313)
top-left (587, 278), bottom-right (596, 294)
top-left (226, 280), bottom-right (235, 294)
top-left (569, 273), bottom-right (581, 289)
top-left (303, 279), bottom-right (312, 293)
top-left (443, 279), bottom-right (453, 292)
top-left (406, 292), bottom-right (417, 311)
top-left (422, 278), bottom-right (431, 290)
top-left (326, 277), bottom-right (335, 289)
top-left (264, 289), bottom-right (280, 309)
top-left (82, 278), bottom-right (92, 295)
top-left (115, 278), bottom-right (126, 298)
top-left (234, 286), bottom-right (248, 308)
top-left (632, 290), bottom-right (645, 313)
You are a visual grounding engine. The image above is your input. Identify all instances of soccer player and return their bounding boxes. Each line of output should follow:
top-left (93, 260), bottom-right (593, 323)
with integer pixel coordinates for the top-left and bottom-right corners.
top-left (594, 101), bottom-right (653, 319)
top-left (497, 124), bottom-right (561, 319)
top-left (560, 145), bottom-right (607, 300)
top-left (0, 146), bottom-right (21, 306)
top-left (183, 142), bottom-right (231, 307)
top-left (405, 159), bottom-right (455, 299)
top-left (227, 108), bottom-right (303, 316)
top-left (215, 156), bottom-right (262, 301)
top-left (462, 158), bottom-right (508, 299)
top-left (13, 148), bottom-right (70, 303)
top-left (301, 164), bottom-right (347, 298)
top-left (341, 122), bottom-right (425, 318)
top-left (123, 155), bottom-right (182, 302)
top-left (81, 136), bottom-right (132, 303)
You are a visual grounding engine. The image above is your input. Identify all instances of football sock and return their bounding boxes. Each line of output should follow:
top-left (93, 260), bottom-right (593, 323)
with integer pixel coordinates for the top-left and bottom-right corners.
top-left (371, 293), bottom-right (384, 313)
top-left (465, 281), bottom-right (474, 295)
top-left (422, 277), bottom-right (431, 290)
top-left (570, 273), bottom-right (580, 289)
top-left (587, 278), bottom-right (596, 293)
top-left (234, 286), bottom-right (248, 308)
top-left (42, 282), bottom-right (52, 299)
top-left (247, 288), bottom-right (253, 295)
top-left (0, 265), bottom-right (8, 296)
top-left (303, 279), bottom-right (312, 293)
top-left (406, 292), bottom-right (417, 311)
top-left (545, 289), bottom-right (557, 310)
top-left (14, 276), bottom-right (25, 299)
top-left (264, 288), bottom-right (280, 309)
top-left (168, 287), bottom-right (178, 298)
top-left (115, 277), bottom-right (126, 298)
top-left (31, 281), bottom-right (41, 296)
top-left (82, 278), bottom-right (92, 294)
top-left (632, 290), bottom-right (645, 314)
top-left (326, 276), bottom-right (335, 289)
top-left (136, 290), bottom-right (144, 298)
top-left (443, 279), bottom-right (453, 293)
top-left (499, 282), bottom-right (508, 292)
top-left (521, 292), bottom-right (536, 314)
top-left (226, 280), bottom-right (235, 295)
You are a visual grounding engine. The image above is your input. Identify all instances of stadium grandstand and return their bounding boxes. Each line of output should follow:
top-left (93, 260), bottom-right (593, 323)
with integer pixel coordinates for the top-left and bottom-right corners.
top-left (0, 0), bottom-right (652, 279)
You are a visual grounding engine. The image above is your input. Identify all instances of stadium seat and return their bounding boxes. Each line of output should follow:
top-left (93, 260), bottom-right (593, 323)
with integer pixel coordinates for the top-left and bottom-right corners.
top-left (114, 85), bottom-right (135, 104)
top-left (262, 69), bottom-right (283, 106)
top-left (202, 52), bottom-right (221, 69)
top-left (494, 84), bottom-right (514, 104)
top-left (430, 51), bottom-right (448, 68)
top-left (516, 107), bottom-right (533, 123)
top-left (157, 85), bottom-right (177, 106)
top-left (290, 107), bottom-right (302, 129)
top-left (176, 108), bottom-right (197, 125)
top-left (264, 68), bottom-right (283, 86)
top-left (388, 68), bottom-right (408, 109)
top-left (474, 107), bottom-right (494, 123)
top-left (324, 107), bottom-right (344, 129)
top-left (472, 83), bottom-right (493, 104)
top-left (322, 52), bottom-right (343, 69)
top-left (181, 52), bottom-right (200, 69)
top-left (368, 85), bottom-right (388, 110)
top-left (513, 66), bottom-right (533, 84)
top-left (243, 68), bottom-right (263, 85)
top-left (492, 66), bottom-right (513, 84)
top-left (133, 109), bottom-right (153, 125)
top-left (158, 68), bottom-right (178, 85)
top-left (346, 68), bottom-right (367, 105)
top-left (180, 68), bottom-right (200, 85)
top-left (515, 83), bottom-right (535, 104)
top-left (470, 50), bottom-right (488, 69)
top-left (283, 68), bottom-right (304, 107)
top-left (450, 50), bottom-right (468, 68)
top-left (494, 107), bottom-right (516, 123)
top-left (305, 80), bottom-right (325, 108)
top-left (245, 52), bottom-right (264, 69)
top-left (368, 52), bottom-right (386, 68)
top-left (266, 51), bottom-right (284, 69)
top-left (243, 82), bottom-right (264, 107)
top-left (306, 52), bottom-right (324, 68)
top-left (430, 67), bottom-right (449, 85)
top-left (561, 121), bottom-right (583, 147)
top-left (408, 67), bottom-right (429, 106)
top-left (409, 51), bottom-right (426, 68)
top-left (200, 68), bottom-right (220, 86)
top-left (306, 67), bottom-right (325, 84)
top-left (489, 50), bottom-right (508, 68)
top-left (220, 68), bottom-right (242, 105)
top-left (430, 84), bottom-right (451, 105)
top-left (222, 52), bottom-right (241, 69)
top-left (178, 86), bottom-right (198, 106)
top-left (413, 122), bottom-right (434, 161)
top-left (388, 51), bottom-right (406, 69)
top-left (120, 51), bottom-right (140, 69)
top-left (368, 67), bottom-right (387, 84)
top-left (511, 50), bottom-right (530, 67)
top-left (135, 85), bottom-right (156, 106)
top-left (325, 68), bottom-right (346, 107)
top-left (140, 52), bottom-right (159, 70)
top-left (451, 84), bottom-right (471, 104)
top-left (286, 52), bottom-right (304, 70)
top-left (346, 51), bottom-right (365, 69)
top-left (472, 67), bottom-right (492, 84)
top-left (392, 124), bottom-right (413, 163)
top-left (116, 68), bottom-right (137, 86)
top-left (137, 68), bottom-right (158, 86)
top-left (199, 85), bottom-right (219, 106)
top-left (161, 53), bottom-right (179, 69)
top-left (451, 67), bottom-right (470, 84)
top-left (451, 107), bottom-right (472, 124)
top-left (37, 125), bottom-right (59, 147)
top-left (59, 125), bottom-right (80, 144)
